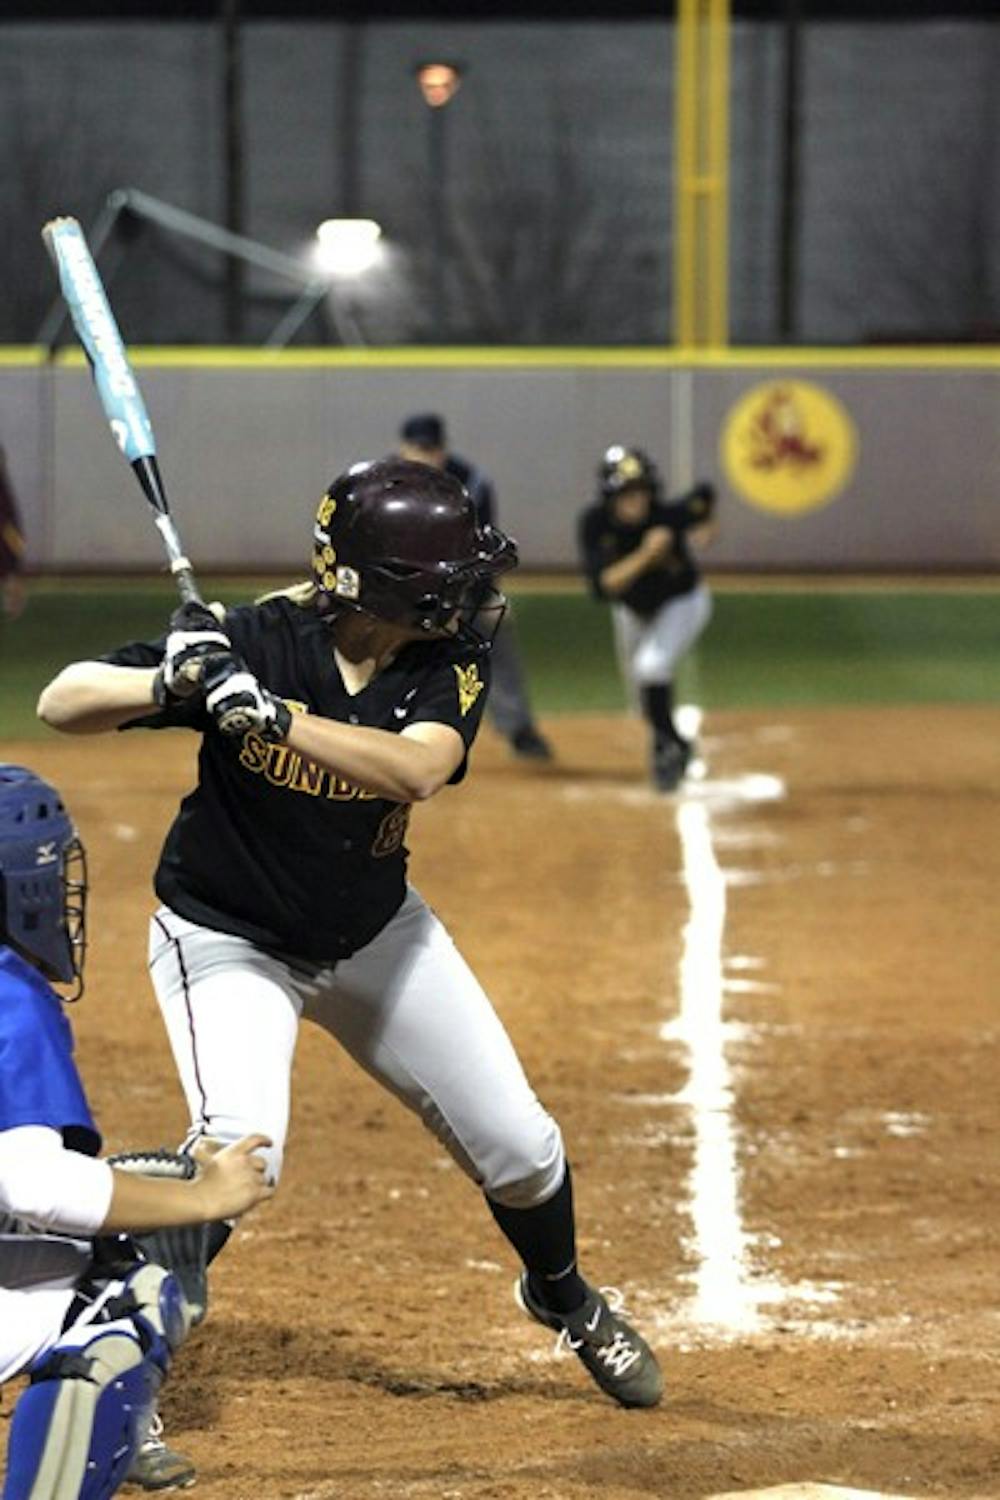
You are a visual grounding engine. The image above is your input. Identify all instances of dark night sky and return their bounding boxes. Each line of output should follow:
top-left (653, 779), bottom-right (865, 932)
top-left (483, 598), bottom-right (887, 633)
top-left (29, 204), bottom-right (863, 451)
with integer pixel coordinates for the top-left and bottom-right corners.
top-left (5, 1), bottom-right (997, 19)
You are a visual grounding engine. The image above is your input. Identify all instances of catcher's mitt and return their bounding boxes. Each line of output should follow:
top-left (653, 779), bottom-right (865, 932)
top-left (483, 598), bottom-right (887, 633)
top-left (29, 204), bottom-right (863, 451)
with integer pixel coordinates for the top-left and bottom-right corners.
top-left (107, 1148), bottom-right (210, 1325)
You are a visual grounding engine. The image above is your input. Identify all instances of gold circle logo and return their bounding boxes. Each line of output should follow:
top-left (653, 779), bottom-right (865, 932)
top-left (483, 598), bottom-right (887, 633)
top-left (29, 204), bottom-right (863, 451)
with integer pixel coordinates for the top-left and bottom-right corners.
top-left (721, 380), bottom-right (857, 515)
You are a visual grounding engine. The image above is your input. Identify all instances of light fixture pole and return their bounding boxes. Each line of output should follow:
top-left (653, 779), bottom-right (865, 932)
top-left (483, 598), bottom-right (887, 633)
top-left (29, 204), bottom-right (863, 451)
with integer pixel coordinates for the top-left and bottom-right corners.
top-left (221, 0), bottom-right (245, 342)
top-left (414, 61), bottom-right (464, 340)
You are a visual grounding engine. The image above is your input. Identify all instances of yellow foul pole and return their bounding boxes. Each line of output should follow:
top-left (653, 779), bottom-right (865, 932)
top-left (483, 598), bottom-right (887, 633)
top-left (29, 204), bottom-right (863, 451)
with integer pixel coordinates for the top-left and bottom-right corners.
top-left (673, 0), bottom-right (730, 346)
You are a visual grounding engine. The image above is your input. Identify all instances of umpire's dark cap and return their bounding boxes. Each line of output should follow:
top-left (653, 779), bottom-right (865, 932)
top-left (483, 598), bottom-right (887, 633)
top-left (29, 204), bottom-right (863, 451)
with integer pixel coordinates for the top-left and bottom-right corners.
top-left (400, 413), bottom-right (446, 449)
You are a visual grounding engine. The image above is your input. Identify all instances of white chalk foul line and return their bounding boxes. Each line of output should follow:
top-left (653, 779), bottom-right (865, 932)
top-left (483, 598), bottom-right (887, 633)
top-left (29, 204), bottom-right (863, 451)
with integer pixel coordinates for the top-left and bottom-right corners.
top-left (556, 715), bottom-right (838, 1332)
top-left (661, 748), bottom-right (849, 1335)
top-left (706, 1488), bottom-right (936, 1500)
top-left (662, 756), bottom-right (853, 1338)
top-left (667, 789), bottom-right (764, 1331)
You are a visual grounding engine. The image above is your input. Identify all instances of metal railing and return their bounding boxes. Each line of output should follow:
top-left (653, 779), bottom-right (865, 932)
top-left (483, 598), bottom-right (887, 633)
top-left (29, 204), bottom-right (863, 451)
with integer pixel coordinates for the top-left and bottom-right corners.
top-left (36, 187), bottom-right (363, 353)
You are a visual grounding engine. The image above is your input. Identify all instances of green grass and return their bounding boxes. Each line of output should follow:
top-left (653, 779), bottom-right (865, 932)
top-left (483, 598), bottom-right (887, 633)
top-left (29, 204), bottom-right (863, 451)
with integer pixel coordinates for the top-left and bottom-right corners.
top-left (2, 580), bottom-right (996, 740)
top-left (514, 589), bottom-right (999, 713)
top-left (681, 591), bottom-right (999, 709)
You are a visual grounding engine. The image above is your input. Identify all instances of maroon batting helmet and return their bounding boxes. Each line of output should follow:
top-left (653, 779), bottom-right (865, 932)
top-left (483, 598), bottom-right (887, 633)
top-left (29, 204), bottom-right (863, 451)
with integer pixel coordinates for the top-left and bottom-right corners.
top-left (312, 458), bottom-right (516, 641)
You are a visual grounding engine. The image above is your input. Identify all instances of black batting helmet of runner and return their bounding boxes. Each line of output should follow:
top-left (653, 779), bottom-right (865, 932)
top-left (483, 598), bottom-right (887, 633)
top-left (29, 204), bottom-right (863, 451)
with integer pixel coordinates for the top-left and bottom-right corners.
top-left (599, 445), bottom-right (663, 505)
top-left (312, 457), bottom-right (517, 643)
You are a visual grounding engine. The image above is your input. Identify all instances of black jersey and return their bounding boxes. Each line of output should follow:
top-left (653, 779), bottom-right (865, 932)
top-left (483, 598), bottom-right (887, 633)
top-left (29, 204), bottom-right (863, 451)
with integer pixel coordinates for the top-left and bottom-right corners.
top-left (578, 492), bottom-right (706, 619)
top-left (103, 597), bottom-right (491, 962)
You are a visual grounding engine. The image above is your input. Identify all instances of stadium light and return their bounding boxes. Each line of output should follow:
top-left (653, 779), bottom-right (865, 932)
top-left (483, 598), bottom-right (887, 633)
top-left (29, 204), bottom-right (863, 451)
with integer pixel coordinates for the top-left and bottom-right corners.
top-left (413, 61), bottom-right (465, 337)
top-left (314, 218), bottom-right (384, 277)
top-left (415, 61), bottom-right (463, 109)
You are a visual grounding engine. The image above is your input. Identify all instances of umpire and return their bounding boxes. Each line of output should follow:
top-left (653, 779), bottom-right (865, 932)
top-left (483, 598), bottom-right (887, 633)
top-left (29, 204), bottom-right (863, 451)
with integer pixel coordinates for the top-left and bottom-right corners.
top-left (398, 413), bottom-right (553, 762)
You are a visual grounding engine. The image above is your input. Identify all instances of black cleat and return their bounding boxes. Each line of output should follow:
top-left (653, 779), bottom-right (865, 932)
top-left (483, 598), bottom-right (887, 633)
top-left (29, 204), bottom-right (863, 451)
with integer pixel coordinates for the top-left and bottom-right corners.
top-left (652, 737), bottom-right (691, 793)
top-left (510, 726), bottom-right (554, 761)
top-left (515, 1273), bottom-right (664, 1408)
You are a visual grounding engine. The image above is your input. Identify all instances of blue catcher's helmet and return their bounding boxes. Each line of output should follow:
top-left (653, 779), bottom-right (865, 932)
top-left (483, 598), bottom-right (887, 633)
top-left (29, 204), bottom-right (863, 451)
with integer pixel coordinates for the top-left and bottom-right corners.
top-left (0, 764), bottom-right (87, 996)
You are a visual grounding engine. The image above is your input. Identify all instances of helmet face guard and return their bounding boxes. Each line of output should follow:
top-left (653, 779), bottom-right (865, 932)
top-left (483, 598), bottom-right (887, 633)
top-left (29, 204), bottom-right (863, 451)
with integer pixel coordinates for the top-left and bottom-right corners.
top-left (0, 765), bottom-right (88, 999)
top-left (312, 458), bottom-right (517, 646)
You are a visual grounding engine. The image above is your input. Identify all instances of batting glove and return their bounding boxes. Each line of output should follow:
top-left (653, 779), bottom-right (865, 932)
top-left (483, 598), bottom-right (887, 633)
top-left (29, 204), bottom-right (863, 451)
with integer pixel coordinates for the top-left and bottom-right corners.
top-left (154, 601), bottom-right (231, 705)
top-left (687, 481), bottom-right (717, 522)
top-left (203, 653), bottom-right (292, 741)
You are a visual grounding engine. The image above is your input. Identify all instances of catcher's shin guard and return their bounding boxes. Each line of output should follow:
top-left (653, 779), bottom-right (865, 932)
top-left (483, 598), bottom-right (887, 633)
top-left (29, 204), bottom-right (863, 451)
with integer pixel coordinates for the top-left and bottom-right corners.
top-left (3, 1331), bottom-right (156, 1500)
top-left (2, 1265), bottom-right (189, 1500)
top-left (112, 1262), bottom-right (191, 1366)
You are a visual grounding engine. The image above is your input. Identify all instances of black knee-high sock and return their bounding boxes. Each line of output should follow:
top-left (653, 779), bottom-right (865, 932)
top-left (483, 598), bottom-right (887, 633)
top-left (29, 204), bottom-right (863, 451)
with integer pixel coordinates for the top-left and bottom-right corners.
top-left (486, 1165), bottom-right (588, 1314)
top-left (640, 682), bottom-right (675, 741)
top-left (640, 682), bottom-right (682, 745)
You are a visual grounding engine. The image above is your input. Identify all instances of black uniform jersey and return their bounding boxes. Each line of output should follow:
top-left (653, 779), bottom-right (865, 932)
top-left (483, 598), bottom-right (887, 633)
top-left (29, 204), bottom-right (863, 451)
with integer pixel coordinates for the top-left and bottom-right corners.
top-left (578, 490), bottom-right (710, 619)
top-left (102, 597), bottom-right (491, 963)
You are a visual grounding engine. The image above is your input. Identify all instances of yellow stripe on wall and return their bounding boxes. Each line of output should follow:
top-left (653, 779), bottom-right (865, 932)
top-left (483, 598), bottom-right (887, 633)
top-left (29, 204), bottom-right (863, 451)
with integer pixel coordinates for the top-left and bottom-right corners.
top-left (3, 345), bottom-right (997, 370)
top-left (0, 346), bottom-right (47, 365)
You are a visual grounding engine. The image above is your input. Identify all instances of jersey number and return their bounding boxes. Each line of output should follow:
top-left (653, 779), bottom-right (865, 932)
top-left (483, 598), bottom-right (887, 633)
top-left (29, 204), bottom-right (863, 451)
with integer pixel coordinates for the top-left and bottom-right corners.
top-left (371, 805), bottom-right (411, 858)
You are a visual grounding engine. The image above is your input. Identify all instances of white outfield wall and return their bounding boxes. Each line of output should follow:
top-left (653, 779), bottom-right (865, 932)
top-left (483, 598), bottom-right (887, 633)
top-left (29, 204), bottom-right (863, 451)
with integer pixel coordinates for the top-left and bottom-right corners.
top-left (4, 349), bottom-right (999, 574)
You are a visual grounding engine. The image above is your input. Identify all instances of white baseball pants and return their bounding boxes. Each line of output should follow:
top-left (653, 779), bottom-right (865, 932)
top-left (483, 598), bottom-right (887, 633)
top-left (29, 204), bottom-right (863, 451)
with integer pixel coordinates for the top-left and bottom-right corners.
top-left (148, 889), bottom-right (565, 1209)
top-left (612, 583), bottom-right (713, 704)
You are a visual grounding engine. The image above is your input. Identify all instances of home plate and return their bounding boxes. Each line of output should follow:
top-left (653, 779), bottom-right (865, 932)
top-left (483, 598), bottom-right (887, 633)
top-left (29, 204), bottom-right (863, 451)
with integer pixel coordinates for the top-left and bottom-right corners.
top-left (706, 1487), bottom-right (935, 1500)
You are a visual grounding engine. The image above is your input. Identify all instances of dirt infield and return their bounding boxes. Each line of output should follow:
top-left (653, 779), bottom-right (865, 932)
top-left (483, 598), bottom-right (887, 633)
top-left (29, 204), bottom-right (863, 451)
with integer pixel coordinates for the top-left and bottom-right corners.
top-left (2, 706), bottom-right (999, 1499)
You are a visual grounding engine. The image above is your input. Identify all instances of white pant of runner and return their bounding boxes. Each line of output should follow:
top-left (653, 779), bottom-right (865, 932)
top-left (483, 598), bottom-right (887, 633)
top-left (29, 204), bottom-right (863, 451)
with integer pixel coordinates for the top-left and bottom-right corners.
top-left (148, 888), bottom-right (566, 1209)
top-left (612, 583), bottom-right (713, 708)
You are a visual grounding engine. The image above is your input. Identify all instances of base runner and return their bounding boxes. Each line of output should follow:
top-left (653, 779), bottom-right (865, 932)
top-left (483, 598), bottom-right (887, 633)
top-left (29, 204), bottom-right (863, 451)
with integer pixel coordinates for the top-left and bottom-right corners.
top-left (579, 445), bottom-right (717, 792)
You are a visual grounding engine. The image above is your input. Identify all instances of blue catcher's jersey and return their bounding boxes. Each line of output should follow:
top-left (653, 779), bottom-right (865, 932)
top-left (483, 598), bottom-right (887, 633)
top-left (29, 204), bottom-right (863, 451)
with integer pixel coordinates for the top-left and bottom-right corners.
top-left (0, 948), bottom-right (101, 1157)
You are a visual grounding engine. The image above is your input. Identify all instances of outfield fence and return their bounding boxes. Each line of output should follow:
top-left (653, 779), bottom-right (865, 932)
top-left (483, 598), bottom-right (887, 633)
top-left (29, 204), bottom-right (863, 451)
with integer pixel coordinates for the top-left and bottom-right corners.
top-left (1, 349), bottom-right (997, 574)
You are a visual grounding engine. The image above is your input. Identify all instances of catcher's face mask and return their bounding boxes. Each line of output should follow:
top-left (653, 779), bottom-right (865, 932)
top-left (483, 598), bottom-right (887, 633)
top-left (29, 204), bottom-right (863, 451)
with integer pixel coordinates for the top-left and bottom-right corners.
top-left (0, 764), bottom-right (88, 1000)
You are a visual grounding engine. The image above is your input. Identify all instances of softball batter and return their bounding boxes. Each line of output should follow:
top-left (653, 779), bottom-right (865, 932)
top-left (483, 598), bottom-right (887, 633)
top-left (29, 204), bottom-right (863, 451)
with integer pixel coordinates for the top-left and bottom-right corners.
top-left (579, 446), bottom-right (716, 791)
top-left (38, 458), bottom-right (663, 1478)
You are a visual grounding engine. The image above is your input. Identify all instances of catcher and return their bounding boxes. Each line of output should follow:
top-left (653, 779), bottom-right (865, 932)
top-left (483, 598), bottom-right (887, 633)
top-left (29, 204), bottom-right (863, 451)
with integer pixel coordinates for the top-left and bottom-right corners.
top-left (0, 763), bottom-right (273, 1500)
